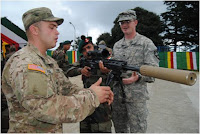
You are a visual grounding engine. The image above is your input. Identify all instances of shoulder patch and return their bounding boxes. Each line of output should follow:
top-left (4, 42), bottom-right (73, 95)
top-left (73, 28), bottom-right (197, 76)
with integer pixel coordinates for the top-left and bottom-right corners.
top-left (28, 64), bottom-right (45, 73)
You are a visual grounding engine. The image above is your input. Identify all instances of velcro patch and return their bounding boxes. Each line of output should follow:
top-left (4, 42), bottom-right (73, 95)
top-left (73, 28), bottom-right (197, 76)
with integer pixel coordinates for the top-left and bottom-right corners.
top-left (28, 64), bottom-right (45, 73)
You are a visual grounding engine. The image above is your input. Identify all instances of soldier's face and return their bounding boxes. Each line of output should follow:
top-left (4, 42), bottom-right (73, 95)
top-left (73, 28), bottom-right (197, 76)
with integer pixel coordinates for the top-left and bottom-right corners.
top-left (37, 21), bottom-right (59, 49)
top-left (63, 44), bottom-right (70, 51)
top-left (82, 43), bottom-right (94, 57)
top-left (120, 19), bottom-right (137, 35)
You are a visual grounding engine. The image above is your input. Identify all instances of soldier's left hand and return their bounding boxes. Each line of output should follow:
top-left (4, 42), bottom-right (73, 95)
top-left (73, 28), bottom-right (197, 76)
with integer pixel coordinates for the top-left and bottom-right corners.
top-left (99, 61), bottom-right (111, 74)
top-left (122, 71), bottom-right (139, 85)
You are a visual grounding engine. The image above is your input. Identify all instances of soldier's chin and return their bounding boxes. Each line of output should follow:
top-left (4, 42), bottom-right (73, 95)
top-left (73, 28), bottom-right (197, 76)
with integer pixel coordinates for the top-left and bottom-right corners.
top-left (48, 45), bottom-right (56, 50)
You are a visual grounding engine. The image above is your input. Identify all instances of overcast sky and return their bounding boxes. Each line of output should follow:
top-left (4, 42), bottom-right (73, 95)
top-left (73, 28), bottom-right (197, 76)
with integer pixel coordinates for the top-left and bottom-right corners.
top-left (1, 0), bottom-right (167, 49)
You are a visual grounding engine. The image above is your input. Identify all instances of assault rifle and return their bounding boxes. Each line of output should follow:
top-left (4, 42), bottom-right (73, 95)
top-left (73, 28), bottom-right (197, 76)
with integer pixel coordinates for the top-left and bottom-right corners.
top-left (79, 48), bottom-right (197, 87)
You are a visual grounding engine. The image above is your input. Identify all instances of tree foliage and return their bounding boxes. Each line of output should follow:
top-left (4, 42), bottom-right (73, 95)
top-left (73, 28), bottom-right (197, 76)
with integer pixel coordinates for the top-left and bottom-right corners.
top-left (96, 33), bottom-right (113, 48)
top-left (132, 7), bottom-right (164, 46)
top-left (161, 1), bottom-right (199, 51)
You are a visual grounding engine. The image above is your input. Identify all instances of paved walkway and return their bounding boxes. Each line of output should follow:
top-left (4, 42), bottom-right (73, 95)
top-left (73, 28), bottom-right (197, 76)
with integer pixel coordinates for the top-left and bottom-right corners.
top-left (147, 71), bottom-right (199, 133)
top-left (64, 72), bottom-right (199, 133)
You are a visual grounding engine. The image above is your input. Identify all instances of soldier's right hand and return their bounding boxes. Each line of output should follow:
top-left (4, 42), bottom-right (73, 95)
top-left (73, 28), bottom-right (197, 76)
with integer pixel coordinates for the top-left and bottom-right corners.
top-left (81, 66), bottom-right (91, 77)
top-left (90, 77), bottom-right (114, 105)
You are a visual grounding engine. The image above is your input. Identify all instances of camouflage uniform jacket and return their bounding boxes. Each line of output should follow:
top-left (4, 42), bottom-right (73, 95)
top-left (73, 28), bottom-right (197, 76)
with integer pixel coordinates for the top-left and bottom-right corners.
top-left (52, 48), bottom-right (81, 77)
top-left (2, 43), bottom-right (100, 133)
top-left (82, 69), bottom-right (112, 123)
top-left (112, 33), bottom-right (159, 102)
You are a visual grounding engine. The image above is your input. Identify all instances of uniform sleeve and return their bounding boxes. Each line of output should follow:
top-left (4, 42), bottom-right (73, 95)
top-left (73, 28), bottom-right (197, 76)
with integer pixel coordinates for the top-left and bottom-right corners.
top-left (65, 67), bottom-right (82, 77)
top-left (9, 56), bottom-right (100, 124)
top-left (140, 39), bottom-right (159, 82)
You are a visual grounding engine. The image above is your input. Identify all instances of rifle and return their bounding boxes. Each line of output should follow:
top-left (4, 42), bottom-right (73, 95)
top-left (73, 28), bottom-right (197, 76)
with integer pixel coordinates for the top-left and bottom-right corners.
top-left (79, 48), bottom-right (197, 86)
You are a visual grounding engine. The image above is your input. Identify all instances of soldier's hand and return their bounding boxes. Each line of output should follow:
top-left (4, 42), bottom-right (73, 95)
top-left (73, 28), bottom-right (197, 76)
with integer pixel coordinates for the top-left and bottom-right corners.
top-left (122, 71), bottom-right (139, 85)
top-left (99, 61), bottom-right (111, 74)
top-left (90, 77), bottom-right (114, 105)
top-left (81, 66), bottom-right (91, 77)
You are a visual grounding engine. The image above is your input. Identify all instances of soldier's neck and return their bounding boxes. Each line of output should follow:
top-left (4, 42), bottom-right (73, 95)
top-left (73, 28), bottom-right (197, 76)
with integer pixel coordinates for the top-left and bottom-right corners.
top-left (125, 31), bottom-right (137, 40)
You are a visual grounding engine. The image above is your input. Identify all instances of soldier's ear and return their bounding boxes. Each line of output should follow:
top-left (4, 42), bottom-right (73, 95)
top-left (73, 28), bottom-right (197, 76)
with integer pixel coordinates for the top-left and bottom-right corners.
top-left (29, 24), bottom-right (39, 35)
top-left (134, 20), bottom-right (138, 26)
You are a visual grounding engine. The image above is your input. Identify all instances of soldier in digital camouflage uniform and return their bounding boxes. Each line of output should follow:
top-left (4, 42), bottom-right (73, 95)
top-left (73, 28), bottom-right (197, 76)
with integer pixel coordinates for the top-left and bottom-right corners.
top-left (1, 7), bottom-right (113, 133)
top-left (111, 9), bottom-right (159, 133)
top-left (78, 35), bottom-right (112, 133)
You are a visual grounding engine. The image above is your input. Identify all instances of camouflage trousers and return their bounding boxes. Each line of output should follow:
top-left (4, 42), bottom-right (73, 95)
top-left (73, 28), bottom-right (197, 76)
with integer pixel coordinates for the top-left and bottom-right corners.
top-left (112, 98), bottom-right (148, 133)
top-left (80, 120), bottom-right (112, 133)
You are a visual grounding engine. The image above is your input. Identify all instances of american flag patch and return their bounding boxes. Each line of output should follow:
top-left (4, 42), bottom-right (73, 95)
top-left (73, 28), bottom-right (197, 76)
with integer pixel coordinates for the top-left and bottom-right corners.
top-left (28, 64), bottom-right (45, 73)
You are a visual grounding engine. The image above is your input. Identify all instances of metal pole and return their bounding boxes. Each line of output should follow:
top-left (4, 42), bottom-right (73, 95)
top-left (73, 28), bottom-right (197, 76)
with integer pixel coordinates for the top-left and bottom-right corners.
top-left (69, 22), bottom-right (76, 50)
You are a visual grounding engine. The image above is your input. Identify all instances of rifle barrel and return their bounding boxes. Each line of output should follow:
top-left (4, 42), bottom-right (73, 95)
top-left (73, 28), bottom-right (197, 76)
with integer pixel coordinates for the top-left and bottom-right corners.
top-left (140, 65), bottom-right (197, 86)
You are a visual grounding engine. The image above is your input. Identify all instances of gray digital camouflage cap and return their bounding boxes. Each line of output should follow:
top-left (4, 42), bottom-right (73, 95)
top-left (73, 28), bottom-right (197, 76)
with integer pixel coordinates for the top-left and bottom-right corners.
top-left (22, 7), bottom-right (64, 30)
top-left (117, 9), bottom-right (137, 22)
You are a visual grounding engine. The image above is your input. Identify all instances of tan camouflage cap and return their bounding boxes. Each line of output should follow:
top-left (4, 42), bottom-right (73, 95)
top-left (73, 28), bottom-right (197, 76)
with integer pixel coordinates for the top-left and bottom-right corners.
top-left (22, 7), bottom-right (64, 30)
top-left (117, 9), bottom-right (137, 22)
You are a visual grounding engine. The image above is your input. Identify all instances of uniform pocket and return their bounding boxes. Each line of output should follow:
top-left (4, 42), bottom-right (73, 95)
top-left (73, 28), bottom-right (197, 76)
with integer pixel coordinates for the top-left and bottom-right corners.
top-left (26, 70), bottom-right (54, 98)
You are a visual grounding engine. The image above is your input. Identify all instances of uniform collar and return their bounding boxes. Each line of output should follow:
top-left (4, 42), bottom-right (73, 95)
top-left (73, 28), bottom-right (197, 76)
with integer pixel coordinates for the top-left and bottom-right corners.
top-left (122, 32), bottom-right (141, 46)
top-left (27, 43), bottom-right (54, 65)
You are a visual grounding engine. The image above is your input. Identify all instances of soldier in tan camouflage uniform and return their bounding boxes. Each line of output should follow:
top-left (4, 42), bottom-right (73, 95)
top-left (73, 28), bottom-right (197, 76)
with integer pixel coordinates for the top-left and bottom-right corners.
top-left (1, 7), bottom-right (113, 133)
top-left (78, 35), bottom-right (112, 133)
top-left (111, 9), bottom-right (159, 133)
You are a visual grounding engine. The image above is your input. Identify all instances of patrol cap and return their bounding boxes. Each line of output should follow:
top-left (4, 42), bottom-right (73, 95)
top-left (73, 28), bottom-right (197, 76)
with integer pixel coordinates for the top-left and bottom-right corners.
top-left (60, 40), bottom-right (72, 47)
top-left (117, 9), bottom-right (137, 22)
top-left (99, 40), bottom-right (106, 45)
top-left (63, 40), bottom-right (72, 45)
top-left (98, 40), bottom-right (107, 49)
top-left (22, 7), bottom-right (64, 30)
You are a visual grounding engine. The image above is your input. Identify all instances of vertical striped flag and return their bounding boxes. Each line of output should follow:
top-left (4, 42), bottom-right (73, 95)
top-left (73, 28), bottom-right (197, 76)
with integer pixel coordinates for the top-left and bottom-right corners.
top-left (159, 52), bottom-right (199, 70)
top-left (67, 51), bottom-right (81, 64)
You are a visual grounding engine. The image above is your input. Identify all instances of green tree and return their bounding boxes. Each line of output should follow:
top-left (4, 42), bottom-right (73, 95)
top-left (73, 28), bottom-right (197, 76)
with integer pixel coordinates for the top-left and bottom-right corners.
top-left (161, 1), bottom-right (199, 51)
top-left (132, 7), bottom-right (164, 46)
top-left (97, 33), bottom-right (113, 48)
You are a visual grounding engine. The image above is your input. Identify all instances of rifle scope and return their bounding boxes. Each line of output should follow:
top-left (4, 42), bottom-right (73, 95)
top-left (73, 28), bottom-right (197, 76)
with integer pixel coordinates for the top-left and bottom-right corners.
top-left (87, 49), bottom-right (110, 59)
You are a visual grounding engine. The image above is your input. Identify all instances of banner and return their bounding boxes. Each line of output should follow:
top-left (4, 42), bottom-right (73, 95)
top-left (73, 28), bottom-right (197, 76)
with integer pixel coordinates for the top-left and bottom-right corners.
top-left (67, 51), bottom-right (81, 64)
top-left (47, 51), bottom-right (199, 71)
top-left (159, 52), bottom-right (199, 70)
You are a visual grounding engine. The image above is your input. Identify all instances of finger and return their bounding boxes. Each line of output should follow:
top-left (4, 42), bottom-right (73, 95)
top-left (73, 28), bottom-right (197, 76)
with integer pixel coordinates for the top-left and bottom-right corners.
top-left (107, 99), bottom-right (111, 105)
top-left (100, 86), bottom-right (111, 91)
top-left (109, 90), bottom-right (114, 97)
top-left (107, 96), bottom-right (113, 105)
top-left (109, 91), bottom-right (114, 102)
top-left (99, 61), bottom-right (104, 68)
top-left (85, 66), bottom-right (91, 70)
top-left (132, 71), bottom-right (137, 76)
top-left (92, 77), bottom-right (102, 86)
top-left (85, 73), bottom-right (90, 77)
